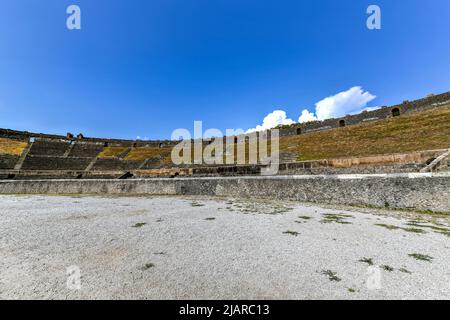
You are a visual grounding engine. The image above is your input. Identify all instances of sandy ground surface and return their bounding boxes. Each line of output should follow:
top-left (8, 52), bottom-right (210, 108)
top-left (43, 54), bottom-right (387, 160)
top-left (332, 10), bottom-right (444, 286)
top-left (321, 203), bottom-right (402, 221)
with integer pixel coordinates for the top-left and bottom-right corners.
top-left (0, 195), bottom-right (449, 300)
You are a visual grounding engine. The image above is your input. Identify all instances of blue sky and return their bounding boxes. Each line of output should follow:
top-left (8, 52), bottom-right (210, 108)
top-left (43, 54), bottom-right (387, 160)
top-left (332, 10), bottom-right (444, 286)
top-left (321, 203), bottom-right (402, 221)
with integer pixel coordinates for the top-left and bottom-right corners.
top-left (1, 0), bottom-right (449, 139)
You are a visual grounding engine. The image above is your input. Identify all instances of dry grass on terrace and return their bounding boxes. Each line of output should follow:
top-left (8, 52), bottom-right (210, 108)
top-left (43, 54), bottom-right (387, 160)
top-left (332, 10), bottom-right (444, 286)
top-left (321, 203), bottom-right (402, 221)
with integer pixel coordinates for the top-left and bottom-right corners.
top-left (0, 138), bottom-right (28, 156)
top-left (97, 147), bottom-right (129, 158)
top-left (125, 147), bottom-right (172, 162)
top-left (281, 105), bottom-right (450, 161)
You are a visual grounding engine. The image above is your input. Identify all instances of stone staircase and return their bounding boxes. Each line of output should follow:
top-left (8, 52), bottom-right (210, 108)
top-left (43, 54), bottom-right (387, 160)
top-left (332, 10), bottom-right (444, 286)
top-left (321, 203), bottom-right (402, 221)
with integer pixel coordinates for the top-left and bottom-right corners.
top-left (14, 141), bottom-right (34, 170)
top-left (420, 149), bottom-right (450, 172)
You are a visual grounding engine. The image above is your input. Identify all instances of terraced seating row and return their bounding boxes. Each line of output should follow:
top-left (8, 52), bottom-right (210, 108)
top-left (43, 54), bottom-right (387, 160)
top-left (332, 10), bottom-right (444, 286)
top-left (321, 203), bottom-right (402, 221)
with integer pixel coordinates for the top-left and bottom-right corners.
top-left (0, 155), bottom-right (19, 170)
top-left (91, 158), bottom-right (142, 171)
top-left (1, 171), bottom-right (123, 180)
top-left (21, 156), bottom-right (92, 171)
top-left (28, 140), bottom-right (71, 156)
top-left (68, 143), bottom-right (104, 158)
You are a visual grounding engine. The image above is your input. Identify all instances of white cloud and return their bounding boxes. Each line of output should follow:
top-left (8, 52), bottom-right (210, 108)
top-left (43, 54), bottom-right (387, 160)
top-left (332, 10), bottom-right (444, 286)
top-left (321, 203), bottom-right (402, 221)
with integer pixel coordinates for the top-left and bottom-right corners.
top-left (247, 110), bottom-right (294, 133)
top-left (248, 86), bottom-right (376, 130)
top-left (362, 106), bottom-right (380, 112)
top-left (301, 86), bottom-right (376, 122)
top-left (298, 109), bottom-right (318, 123)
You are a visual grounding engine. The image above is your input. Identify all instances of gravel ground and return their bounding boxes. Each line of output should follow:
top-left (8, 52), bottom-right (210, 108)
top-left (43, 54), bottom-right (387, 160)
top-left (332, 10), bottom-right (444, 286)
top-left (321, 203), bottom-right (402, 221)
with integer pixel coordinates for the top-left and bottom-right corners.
top-left (0, 195), bottom-right (449, 300)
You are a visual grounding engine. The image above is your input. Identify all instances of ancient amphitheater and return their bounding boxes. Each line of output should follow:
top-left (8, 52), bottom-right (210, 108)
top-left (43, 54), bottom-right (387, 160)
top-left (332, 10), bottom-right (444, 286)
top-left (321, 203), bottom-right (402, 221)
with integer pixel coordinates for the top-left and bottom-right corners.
top-left (1, 91), bottom-right (449, 211)
top-left (1, 92), bottom-right (449, 299)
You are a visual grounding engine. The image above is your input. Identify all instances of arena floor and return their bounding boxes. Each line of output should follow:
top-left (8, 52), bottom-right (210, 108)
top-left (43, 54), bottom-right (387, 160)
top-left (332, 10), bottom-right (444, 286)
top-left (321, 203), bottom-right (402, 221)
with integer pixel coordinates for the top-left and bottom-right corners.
top-left (0, 195), bottom-right (449, 300)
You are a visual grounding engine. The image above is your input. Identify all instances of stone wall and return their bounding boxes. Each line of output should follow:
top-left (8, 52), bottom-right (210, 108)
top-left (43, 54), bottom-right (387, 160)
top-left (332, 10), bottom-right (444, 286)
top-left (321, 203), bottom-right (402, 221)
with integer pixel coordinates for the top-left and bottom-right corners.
top-left (0, 129), bottom-right (176, 147)
top-left (277, 163), bottom-right (425, 175)
top-left (1, 173), bottom-right (449, 213)
top-left (278, 91), bottom-right (450, 137)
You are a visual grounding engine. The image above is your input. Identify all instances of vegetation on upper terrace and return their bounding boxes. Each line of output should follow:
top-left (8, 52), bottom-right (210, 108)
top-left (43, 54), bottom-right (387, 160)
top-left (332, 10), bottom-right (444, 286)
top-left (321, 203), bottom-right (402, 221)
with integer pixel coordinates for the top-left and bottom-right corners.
top-left (282, 104), bottom-right (450, 161)
top-left (125, 146), bottom-right (173, 162)
top-left (97, 147), bottom-right (129, 158)
top-left (0, 138), bottom-right (28, 156)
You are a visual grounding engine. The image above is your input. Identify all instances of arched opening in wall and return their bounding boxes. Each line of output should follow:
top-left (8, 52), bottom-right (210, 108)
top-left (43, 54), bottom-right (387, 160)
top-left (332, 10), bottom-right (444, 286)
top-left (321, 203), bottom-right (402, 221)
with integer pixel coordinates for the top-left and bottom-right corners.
top-left (159, 143), bottom-right (165, 148)
top-left (104, 142), bottom-right (109, 147)
top-left (296, 128), bottom-right (302, 135)
top-left (338, 120), bottom-right (346, 127)
top-left (132, 143), bottom-right (137, 148)
top-left (234, 137), bottom-right (238, 144)
top-left (392, 108), bottom-right (400, 117)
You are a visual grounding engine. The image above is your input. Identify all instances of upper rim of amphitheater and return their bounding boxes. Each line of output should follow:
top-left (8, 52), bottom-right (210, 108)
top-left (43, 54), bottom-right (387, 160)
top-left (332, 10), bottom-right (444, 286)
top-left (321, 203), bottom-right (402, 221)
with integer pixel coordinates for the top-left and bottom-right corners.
top-left (1, 90), bottom-right (449, 144)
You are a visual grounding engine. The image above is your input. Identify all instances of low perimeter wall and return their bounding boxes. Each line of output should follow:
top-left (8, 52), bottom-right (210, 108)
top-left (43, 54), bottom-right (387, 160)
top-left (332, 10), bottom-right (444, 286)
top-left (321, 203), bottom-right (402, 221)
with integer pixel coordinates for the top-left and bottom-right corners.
top-left (0, 173), bottom-right (449, 213)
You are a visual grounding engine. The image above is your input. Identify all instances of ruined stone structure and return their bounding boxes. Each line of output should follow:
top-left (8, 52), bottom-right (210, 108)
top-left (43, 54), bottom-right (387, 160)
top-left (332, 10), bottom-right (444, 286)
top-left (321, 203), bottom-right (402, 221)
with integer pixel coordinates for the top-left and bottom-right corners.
top-left (278, 91), bottom-right (450, 136)
top-left (1, 92), bottom-right (449, 212)
top-left (0, 91), bottom-right (449, 180)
